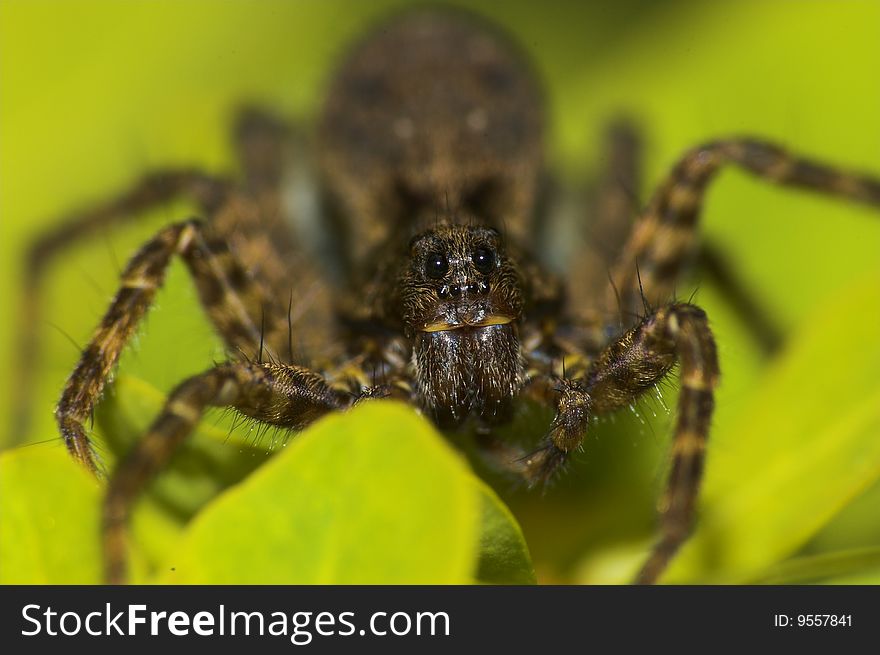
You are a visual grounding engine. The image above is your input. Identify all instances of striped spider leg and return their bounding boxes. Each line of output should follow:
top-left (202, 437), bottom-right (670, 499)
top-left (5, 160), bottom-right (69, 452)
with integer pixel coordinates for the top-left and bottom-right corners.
top-left (24, 109), bottom-right (347, 581)
top-left (14, 169), bottom-right (229, 445)
top-left (103, 359), bottom-right (353, 583)
top-left (520, 139), bottom-right (880, 584)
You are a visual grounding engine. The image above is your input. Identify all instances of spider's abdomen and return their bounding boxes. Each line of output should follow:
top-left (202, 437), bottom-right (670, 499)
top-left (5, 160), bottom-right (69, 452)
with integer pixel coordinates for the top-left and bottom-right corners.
top-left (318, 9), bottom-right (544, 263)
top-left (413, 324), bottom-right (523, 427)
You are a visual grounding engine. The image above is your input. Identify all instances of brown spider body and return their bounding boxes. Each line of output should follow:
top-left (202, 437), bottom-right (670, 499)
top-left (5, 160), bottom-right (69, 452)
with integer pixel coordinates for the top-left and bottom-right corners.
top-left (321, 14), bottom-right (545, 429)
top-left (20, 9), bottom-right (880, 584)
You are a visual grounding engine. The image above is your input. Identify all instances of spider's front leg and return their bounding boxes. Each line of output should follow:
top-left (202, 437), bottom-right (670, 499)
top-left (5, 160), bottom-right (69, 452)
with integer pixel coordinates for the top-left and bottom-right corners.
top-left (103, 360), bottom-right (352, 584)
top-left (14, 170), bottom-right (229, 443)
top-left (56, 219), bottom-right (289, 475)
top-left (523, 303), bottom-right (718, 585)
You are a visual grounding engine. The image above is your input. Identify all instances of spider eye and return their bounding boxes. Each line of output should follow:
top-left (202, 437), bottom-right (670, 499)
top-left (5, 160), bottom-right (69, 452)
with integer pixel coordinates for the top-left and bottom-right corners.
top-left (472, 247), bottom-right (496, 274)
top-left (424, 251), bottom-right (449, 279)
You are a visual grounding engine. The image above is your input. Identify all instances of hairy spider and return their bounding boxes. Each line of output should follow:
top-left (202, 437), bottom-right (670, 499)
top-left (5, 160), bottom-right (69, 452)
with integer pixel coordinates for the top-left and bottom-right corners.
top-left (21, 9), bottom-right (880, 584)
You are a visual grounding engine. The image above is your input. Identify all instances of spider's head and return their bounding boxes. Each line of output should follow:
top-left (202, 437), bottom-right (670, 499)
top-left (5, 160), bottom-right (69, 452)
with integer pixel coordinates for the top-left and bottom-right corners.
top-left (395, 222), bottom-right (524, 426)
top-left (398, 224), bottom-right (523, 334)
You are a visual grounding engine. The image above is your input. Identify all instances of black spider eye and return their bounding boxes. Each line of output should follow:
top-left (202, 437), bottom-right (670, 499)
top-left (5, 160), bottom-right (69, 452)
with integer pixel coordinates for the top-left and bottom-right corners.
top-left (424, 251), bottom-right (449, 279)
top-left (472, 247), bottom-right (496, 274)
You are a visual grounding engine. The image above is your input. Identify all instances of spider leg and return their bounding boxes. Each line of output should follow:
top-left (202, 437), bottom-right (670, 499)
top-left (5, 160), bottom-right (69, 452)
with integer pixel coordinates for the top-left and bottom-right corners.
top-left (222, 106), bottom-right (340, 362)
top-left (234, 105), bottom-right (293, 192)
top-left (594, 120), bottom-right (642, 248)
top-left (522, 302), bottom-right (718, 584)
top-left (611, 139), bottom-right (880, 322)
top-left (13, 170), bottom-right (229, 444)
top-left (565, 120), bottom-right (643, 318)
top-left (56, 220), bottom-right (288, 475)
top-left (103, 360), bottom-right (352, 583)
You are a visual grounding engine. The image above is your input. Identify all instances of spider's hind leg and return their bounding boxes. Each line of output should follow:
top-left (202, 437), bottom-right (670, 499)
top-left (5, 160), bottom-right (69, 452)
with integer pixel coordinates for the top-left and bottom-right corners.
top-left (103, 360), bottom-right (352, 583)
top-left (555, 119), bottom-right (643, 320)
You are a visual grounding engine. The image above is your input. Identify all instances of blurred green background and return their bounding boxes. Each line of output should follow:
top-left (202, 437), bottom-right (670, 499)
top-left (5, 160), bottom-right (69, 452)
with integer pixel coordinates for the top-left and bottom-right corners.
top-left (1, 0), bottom-right (879, 584)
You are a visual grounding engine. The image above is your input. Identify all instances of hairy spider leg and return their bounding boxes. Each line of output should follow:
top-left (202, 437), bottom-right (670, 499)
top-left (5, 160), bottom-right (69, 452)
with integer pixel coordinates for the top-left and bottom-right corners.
top-left (567, 129), bottom-right (801, 355)
top-left (529, 140), bottom-right (880, 583)
top-left (14, 170), bottom-right (229, 444)
top-left (16, 106), bottom-right (325, 445)
top-left (611, 139), bottom-right (880, 323)
top-left (55, 220), bottom-right (292, 475)
top-left (103, 360), bottom-right (352, 583)
top-left (521, 303), bottom-right (718, 584)
top-left (217, 107), bottom-right (340, 365)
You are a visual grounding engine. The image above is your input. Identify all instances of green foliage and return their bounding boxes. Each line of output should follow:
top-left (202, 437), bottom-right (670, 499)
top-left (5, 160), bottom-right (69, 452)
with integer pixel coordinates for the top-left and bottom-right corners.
top-left (156, 402), bottom-right (519, 584)
top-left (1, 402), bottom-right (534, 584)
top-left (0, 447), bottom-right (103, 584)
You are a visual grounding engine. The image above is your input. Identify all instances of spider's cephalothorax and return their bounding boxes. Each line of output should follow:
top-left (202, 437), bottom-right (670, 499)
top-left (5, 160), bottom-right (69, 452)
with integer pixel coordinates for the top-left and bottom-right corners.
top-left (20, 9), bottom-right (880, 584)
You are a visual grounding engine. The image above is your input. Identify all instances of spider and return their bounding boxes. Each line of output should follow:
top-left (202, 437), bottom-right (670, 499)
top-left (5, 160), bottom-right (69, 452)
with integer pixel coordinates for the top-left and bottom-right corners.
top-left (21, 9), bottom-right (880, 585)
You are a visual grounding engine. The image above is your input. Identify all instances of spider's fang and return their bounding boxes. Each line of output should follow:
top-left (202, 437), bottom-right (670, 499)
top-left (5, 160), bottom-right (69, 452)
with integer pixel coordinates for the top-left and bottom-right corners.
top-left (421, 314), bottom-right (513, 332)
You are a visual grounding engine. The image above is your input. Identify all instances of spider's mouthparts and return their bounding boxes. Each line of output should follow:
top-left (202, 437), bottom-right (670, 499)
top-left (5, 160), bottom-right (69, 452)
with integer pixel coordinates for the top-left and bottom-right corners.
top-left (421, 314), bottom-right (514, 333)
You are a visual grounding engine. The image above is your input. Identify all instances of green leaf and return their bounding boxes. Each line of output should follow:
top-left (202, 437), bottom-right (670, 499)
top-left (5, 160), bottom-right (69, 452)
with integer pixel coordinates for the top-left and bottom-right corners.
top-left (0, 446), bottom-right (162, 584)
top-left (95, 373), bottom-right (274, 570)
top-left (110, 375), bottom-right (533, 584)
top-left (819, 568), bottom-right (880, 585)
top-left (0, 447), bottom-right (103, 584)
top-left (154, 401), bottom-right (526, 584)
top-left (749, 547), bottom-right (880, 585)
top-left (475, 481), bottom-right (535, 585)
top-left (665, 270), bottom-right (880, 583)
top-left (0, 400), bottom-right (533, 585)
